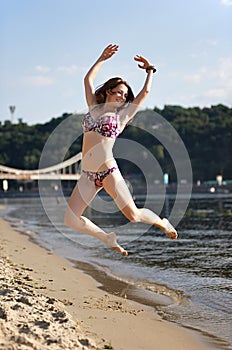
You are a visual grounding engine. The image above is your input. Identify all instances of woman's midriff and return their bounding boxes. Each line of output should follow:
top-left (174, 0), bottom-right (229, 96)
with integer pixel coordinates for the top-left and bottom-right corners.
top-left (82, 132), bottom-right (116, 171)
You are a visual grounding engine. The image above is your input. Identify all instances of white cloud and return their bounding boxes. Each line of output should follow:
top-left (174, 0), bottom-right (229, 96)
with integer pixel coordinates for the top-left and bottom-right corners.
top-left (189, 40), bottom-right (218, 59)
top-left (22, 75), bottom-right (55, 87)
top-left (206, 39), bottom-right (218, 46)
top-left (218, 57), bottom-right (232, 87)
top-left (204, 88), bottom-right (226, 99)
top-left (184, 57), bottom-right (232, 86)
top-left (35, 65), bottom-right (51, 73)
top-left (181, 56), bottom-right (232, 106)
top-left (184, 68), bottom-right (207, 84)
top-left (184, 73), bottom-right (203, 83)
top-left (57, 65), bottom-right (80, 75)
top-left (202, 57), bottom-right (232, 103)
top-left (221, 0), bottom-right (232, 5)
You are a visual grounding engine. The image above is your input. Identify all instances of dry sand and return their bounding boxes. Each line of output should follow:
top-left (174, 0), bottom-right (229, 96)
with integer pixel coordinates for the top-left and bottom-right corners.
top-left (0, 217), bottom-right (212, 350)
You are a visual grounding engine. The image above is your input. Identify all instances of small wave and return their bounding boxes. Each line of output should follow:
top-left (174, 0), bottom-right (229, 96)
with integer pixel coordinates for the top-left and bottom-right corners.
top-left (70, 258), bottom-right (185, 308)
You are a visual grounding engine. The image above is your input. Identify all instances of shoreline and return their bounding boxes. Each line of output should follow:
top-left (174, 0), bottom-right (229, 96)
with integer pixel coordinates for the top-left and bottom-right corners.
top-left (0, 186), bottom-right (232, 199)
top-left (0, 217), bottom-right (216, 350)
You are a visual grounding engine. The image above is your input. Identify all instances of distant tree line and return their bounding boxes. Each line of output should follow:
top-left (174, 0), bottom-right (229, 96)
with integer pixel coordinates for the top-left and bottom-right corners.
top-left (0, 104), bottom-right (231, 183)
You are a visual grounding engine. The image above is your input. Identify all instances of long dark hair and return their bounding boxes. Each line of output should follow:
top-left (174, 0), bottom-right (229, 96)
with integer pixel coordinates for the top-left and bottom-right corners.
top-left (95, 77), bottom-right (134, 104)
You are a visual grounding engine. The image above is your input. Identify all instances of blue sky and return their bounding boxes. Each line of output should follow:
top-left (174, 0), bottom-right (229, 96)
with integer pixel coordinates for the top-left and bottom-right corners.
top-left (1, 0), bottom-right (232, 124)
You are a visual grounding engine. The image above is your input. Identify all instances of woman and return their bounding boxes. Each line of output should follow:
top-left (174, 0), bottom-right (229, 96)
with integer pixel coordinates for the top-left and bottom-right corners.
top-left (64, 44), bottom-right (178, 256)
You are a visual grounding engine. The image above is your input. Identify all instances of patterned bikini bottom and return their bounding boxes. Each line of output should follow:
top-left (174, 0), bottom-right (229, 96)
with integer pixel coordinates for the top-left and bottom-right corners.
top-left (82, 166), bottom-right (117, 188)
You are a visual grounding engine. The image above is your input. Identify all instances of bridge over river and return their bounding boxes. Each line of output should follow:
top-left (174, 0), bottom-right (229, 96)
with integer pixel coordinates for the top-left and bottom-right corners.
top-left (0, 153), bottom-right (82, 181)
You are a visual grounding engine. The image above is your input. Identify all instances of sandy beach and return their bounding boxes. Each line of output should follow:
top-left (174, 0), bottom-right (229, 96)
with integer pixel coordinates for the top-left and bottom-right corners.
top-left (0, 217), bottom-right (213, 350)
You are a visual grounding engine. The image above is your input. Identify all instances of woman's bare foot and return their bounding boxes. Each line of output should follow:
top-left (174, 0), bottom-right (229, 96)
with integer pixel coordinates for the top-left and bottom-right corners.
top-left (162, 218), bottom-right (178, 240)
top-left (105, 232), bottom-right (128, 256)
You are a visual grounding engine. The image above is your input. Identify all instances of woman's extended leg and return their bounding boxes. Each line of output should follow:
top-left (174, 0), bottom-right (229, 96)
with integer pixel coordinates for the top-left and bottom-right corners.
top-left (103, 169), bottom-right (178, 240)
top-left (64, 174), bottom-right (128, 255)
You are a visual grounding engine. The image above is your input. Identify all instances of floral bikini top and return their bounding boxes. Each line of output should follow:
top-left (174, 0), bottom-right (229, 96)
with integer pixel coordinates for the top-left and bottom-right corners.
top-left (82, 112), bottom-right (120, 138)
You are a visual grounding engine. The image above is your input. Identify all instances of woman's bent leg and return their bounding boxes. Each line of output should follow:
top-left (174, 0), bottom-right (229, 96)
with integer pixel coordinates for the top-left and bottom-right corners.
top-left (64, 174), bottom-right (128, 255)
top-left (103, 169), bottom-right (178, 240)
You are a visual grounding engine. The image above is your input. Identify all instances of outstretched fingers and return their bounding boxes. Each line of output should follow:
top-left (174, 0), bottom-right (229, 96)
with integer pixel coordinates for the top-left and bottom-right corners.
top-left (102, 44), bottom-right (119, 60)
top-left (134, 55), bottom-right (150, 69)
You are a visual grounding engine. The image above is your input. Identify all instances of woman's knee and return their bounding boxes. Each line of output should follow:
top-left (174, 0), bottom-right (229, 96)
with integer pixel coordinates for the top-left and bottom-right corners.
top-left (64, 208), bottom-right (71, 226)
top-left (64, 207), bottom-right (79, 227)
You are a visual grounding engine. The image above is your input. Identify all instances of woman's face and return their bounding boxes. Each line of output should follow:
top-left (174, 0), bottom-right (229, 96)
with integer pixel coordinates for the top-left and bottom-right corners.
top-left (106, 83), bottom-right (128, 107)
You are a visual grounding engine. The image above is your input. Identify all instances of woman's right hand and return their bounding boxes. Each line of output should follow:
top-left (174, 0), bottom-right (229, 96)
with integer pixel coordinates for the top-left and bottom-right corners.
top-left (100, 44), bottom-right (119, 61)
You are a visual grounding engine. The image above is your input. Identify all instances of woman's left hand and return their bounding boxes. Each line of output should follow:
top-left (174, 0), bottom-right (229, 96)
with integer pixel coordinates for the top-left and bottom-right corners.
top-left (134, 55), bottom-right (151, 70)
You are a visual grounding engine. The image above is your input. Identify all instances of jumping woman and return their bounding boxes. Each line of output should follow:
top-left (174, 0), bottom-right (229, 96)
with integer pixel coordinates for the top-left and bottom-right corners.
top-left (64, 44), bottom-right (178, 256)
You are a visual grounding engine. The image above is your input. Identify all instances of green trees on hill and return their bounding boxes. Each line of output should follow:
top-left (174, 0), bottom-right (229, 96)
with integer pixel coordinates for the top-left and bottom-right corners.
top-left (161, 104), bottom-right (232, 181)
top-left (0, 104), bottom-right (231, 182)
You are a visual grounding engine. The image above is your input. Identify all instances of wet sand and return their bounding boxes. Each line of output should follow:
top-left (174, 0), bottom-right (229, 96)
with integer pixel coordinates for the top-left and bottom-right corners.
top-left (0, 217), bottom-right (212, 350)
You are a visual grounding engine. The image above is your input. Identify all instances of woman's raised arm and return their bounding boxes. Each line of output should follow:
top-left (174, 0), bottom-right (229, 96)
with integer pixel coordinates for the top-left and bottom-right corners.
top-left (124, 55), bottom-right (156, 120)
top-left (84, 44), bottom-right (119, 107)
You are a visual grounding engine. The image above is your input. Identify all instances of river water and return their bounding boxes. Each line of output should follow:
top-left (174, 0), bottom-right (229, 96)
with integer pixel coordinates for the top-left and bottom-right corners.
top-left (1, 193), bottom-right (231, 349)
